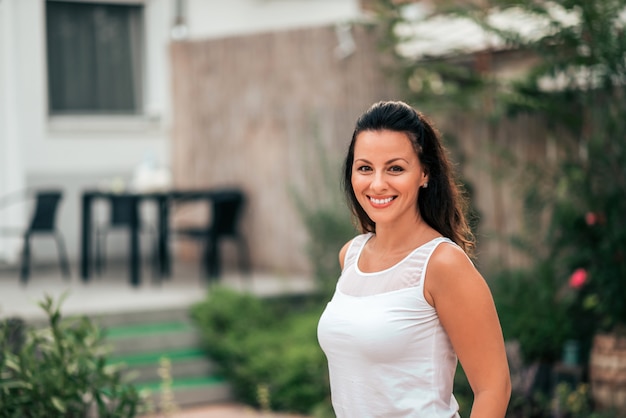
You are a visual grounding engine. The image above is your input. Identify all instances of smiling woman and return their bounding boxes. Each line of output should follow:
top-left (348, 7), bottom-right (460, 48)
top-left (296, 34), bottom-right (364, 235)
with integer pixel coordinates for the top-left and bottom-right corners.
top-left (317, 101), bottom-right (511, 418)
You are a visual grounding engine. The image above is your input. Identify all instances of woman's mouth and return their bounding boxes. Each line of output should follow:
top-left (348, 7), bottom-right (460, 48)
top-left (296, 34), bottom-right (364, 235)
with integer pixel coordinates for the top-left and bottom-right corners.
top-left (368, 196), bottom-right (395, 207)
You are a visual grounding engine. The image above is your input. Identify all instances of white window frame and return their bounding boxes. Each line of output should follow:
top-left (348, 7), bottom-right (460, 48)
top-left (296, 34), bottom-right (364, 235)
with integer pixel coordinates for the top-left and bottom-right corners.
top-left (45, 0), bottom-right (164, 134)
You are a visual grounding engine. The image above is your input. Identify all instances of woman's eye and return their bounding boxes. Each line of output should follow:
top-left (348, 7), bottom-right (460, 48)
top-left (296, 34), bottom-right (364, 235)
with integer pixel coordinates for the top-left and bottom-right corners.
top-left (356, 165), bottom-right (372, 172)
top-left (389, 165), bottom-right (404, 173)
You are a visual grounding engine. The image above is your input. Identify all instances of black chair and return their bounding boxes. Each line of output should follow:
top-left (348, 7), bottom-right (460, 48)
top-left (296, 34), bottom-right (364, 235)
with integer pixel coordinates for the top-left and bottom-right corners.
top-left (94, 195), bottom-right (158, 276)
top-left (170, 189), bottom-right (250, 280)
top-left (0, 189), bottom-right (71, 283)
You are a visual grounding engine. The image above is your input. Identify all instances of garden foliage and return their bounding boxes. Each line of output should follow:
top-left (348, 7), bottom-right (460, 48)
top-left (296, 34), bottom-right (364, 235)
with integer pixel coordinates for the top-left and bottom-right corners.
top-left (482, 0), bottom-right (626, 338)
top-left (0, 294), bottom-right (143, 417)
top-left (190, 287), bottom-right (331, 415)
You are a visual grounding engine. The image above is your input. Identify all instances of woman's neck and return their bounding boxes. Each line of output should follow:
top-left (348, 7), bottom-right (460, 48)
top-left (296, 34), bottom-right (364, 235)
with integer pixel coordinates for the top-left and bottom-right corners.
top-left (372, 217), bottom-right (436, 253)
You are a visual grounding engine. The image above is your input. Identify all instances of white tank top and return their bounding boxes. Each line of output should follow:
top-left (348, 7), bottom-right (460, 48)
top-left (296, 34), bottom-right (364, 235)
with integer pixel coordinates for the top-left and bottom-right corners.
top-left (317, 233), bottom-right (460, 418)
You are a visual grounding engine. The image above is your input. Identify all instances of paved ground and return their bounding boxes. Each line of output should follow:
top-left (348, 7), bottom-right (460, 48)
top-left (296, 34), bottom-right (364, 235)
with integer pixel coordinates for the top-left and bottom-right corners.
top-left (147, 402), bottom-right (309, 418)
top-left (0, 261), bottom-right (315, 321)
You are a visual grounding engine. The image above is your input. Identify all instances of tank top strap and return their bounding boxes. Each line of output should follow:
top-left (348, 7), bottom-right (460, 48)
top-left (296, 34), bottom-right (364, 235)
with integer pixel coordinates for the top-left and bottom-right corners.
top-left (342, 233), bottom-right (372, 272)
top-left (415, 236), bottom-right (457, 289)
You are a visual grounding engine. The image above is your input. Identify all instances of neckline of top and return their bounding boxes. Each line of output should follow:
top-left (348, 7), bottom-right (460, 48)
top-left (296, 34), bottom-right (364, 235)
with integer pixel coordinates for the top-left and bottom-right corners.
top-left (354, 233), bottom-right (447, 276)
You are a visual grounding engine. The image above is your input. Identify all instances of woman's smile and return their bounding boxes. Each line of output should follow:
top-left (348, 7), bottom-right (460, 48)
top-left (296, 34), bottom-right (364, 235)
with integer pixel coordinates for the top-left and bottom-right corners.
top-left (368, 195), bottom-right (396, 207)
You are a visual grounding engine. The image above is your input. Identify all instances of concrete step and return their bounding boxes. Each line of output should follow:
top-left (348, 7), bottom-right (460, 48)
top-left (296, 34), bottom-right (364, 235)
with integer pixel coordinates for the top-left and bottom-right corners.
top-left (98, 308), bottom-right (233, 408)
top-left (109, 348), bottom-right (216, 382)
top-left (137, 376), bottom-right (232, 410)
top-left (104, 320), bottom-right (201, 355)
top-left (91, 307), bottom-right (193, 329)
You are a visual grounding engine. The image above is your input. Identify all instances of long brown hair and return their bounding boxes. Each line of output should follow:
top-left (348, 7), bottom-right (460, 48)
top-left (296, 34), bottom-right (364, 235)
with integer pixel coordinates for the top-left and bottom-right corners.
top-left (342, 101), bottom-right (475, 256)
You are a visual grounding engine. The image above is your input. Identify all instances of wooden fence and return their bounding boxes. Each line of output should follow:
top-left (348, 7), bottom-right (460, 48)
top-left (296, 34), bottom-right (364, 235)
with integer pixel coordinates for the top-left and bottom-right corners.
top-left (169, 23), bottom-right (550, 278)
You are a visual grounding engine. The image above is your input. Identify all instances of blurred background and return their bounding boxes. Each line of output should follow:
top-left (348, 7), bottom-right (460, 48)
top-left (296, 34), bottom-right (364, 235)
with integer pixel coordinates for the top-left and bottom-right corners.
top-left (1, 0), bottom-right (625, 417)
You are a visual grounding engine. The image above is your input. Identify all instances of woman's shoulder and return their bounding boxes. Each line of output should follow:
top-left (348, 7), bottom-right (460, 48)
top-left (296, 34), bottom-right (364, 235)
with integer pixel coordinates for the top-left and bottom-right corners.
top-left (425, 240), bottom-right (483, 297)
top-left (428, 239), bottom-right (473, 271)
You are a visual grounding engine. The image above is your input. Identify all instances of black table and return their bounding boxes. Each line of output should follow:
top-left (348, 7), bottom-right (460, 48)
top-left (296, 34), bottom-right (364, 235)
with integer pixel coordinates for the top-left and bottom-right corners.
top-left (80, 189), bottom-right (220, 286)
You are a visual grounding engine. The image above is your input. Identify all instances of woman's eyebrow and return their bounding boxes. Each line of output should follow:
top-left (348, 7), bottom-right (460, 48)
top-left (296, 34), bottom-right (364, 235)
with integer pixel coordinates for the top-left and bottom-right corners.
top-left (354, 157), bottom-right (409, 164)
top-left (385, 158), bottom-right (408, 164)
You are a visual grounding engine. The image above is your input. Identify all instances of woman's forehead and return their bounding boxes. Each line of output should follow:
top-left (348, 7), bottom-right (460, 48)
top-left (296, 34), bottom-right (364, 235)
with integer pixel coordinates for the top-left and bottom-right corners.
top-left (354, 130), bottom-right (416, 156)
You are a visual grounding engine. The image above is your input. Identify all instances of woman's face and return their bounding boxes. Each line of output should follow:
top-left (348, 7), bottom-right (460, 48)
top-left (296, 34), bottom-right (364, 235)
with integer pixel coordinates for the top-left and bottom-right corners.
top-left (351, 129), bottom-right (428, 228)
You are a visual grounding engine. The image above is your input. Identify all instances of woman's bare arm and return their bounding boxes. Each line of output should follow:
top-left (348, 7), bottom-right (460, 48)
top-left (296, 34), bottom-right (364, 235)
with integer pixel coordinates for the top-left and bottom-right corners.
top-left (425, 244), bottom-right (511, 418)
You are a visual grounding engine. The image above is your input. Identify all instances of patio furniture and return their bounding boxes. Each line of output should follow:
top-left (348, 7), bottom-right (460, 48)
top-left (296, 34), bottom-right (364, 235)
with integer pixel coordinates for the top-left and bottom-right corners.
top-left (80, 187), bottom-right (249, 286)
top-left (94, 194), bottom-right (159, 277)
top-left (0, 189), bottom-right (71, 283)
top-left (170, 188), bottom-right (251, 280)
top-left (81, 190), bottom-right (168, 286)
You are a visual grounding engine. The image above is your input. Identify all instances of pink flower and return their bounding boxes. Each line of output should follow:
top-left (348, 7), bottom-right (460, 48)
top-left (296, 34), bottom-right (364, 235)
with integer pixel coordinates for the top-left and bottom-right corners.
top-left (569, 268), bottom-right (588, 289)
top-left (585, 212), bottom-right (597, 225)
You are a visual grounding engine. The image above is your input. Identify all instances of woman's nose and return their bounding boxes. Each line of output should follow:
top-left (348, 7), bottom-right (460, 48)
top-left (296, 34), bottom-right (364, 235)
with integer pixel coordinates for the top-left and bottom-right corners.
top-left (370, 172), bottom-right (387, 192)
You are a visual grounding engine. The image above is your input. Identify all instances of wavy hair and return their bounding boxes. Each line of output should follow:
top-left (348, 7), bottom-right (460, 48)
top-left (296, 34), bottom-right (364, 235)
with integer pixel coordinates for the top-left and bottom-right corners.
top-left (342, 101), bottom-right (475, 256)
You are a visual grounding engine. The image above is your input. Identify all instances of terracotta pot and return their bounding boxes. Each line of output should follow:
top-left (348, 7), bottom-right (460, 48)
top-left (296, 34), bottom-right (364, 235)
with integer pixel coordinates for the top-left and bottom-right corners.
top-left (589, 333), bottom-right (626, 413)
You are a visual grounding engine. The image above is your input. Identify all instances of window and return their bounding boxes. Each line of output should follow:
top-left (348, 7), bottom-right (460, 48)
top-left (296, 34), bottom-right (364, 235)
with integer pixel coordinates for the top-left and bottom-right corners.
top-left (46, 1), bottom-right (144, 115)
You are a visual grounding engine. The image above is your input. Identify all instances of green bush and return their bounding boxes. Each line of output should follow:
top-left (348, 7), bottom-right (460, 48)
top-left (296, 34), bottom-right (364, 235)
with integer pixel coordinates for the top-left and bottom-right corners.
top-left (491, 263), bottom-right (571, 363)
top-left (0, 294), bottom-right (144, 417)
top-left (190, 287), bottom-right (331, 415)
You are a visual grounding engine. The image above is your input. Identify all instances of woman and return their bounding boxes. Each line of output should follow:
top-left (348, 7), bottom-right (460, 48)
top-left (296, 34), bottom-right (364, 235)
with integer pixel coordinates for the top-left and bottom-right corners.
top-left (317, 101), bottom-right (511, 417)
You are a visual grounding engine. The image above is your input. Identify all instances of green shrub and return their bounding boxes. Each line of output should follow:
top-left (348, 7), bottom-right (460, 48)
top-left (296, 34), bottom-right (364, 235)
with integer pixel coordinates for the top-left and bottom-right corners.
top-left (190, 287), bottom-right (331, 415)
top-left (491, 263), bottom-right (571, 363)
top-left (0, 294), bottom-right (144, 417)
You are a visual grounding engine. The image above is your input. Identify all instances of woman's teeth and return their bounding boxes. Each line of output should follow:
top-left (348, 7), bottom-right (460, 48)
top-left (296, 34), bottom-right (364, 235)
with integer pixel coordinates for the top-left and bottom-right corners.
top-left (370, 197), bottom-right (393, 204)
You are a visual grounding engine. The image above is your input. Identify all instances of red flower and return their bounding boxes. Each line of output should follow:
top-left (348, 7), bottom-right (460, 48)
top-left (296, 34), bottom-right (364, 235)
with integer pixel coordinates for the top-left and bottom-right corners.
top-left (569, 268), bottom-right (588, 289)
top-left (585, 212), bottom-right (597, 225)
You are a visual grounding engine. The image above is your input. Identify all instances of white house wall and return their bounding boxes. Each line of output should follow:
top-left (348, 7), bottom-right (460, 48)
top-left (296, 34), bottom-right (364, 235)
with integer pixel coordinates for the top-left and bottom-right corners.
top-left (185, 0), bottom-right (360, 40)
top-left (0, 0), bottom-right (26, 262)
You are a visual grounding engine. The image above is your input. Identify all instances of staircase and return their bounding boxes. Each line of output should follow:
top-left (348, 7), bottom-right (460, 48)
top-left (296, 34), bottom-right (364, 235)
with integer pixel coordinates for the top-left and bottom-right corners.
top-left (92, 306), bottom-right (232, 410)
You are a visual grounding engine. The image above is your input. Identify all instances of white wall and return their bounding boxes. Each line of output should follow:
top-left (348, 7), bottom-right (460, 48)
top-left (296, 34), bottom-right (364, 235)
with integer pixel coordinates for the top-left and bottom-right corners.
top-left (185, 0), bottom-right (361, 39)
top-left (0, 0), bottom-right (26, 262)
